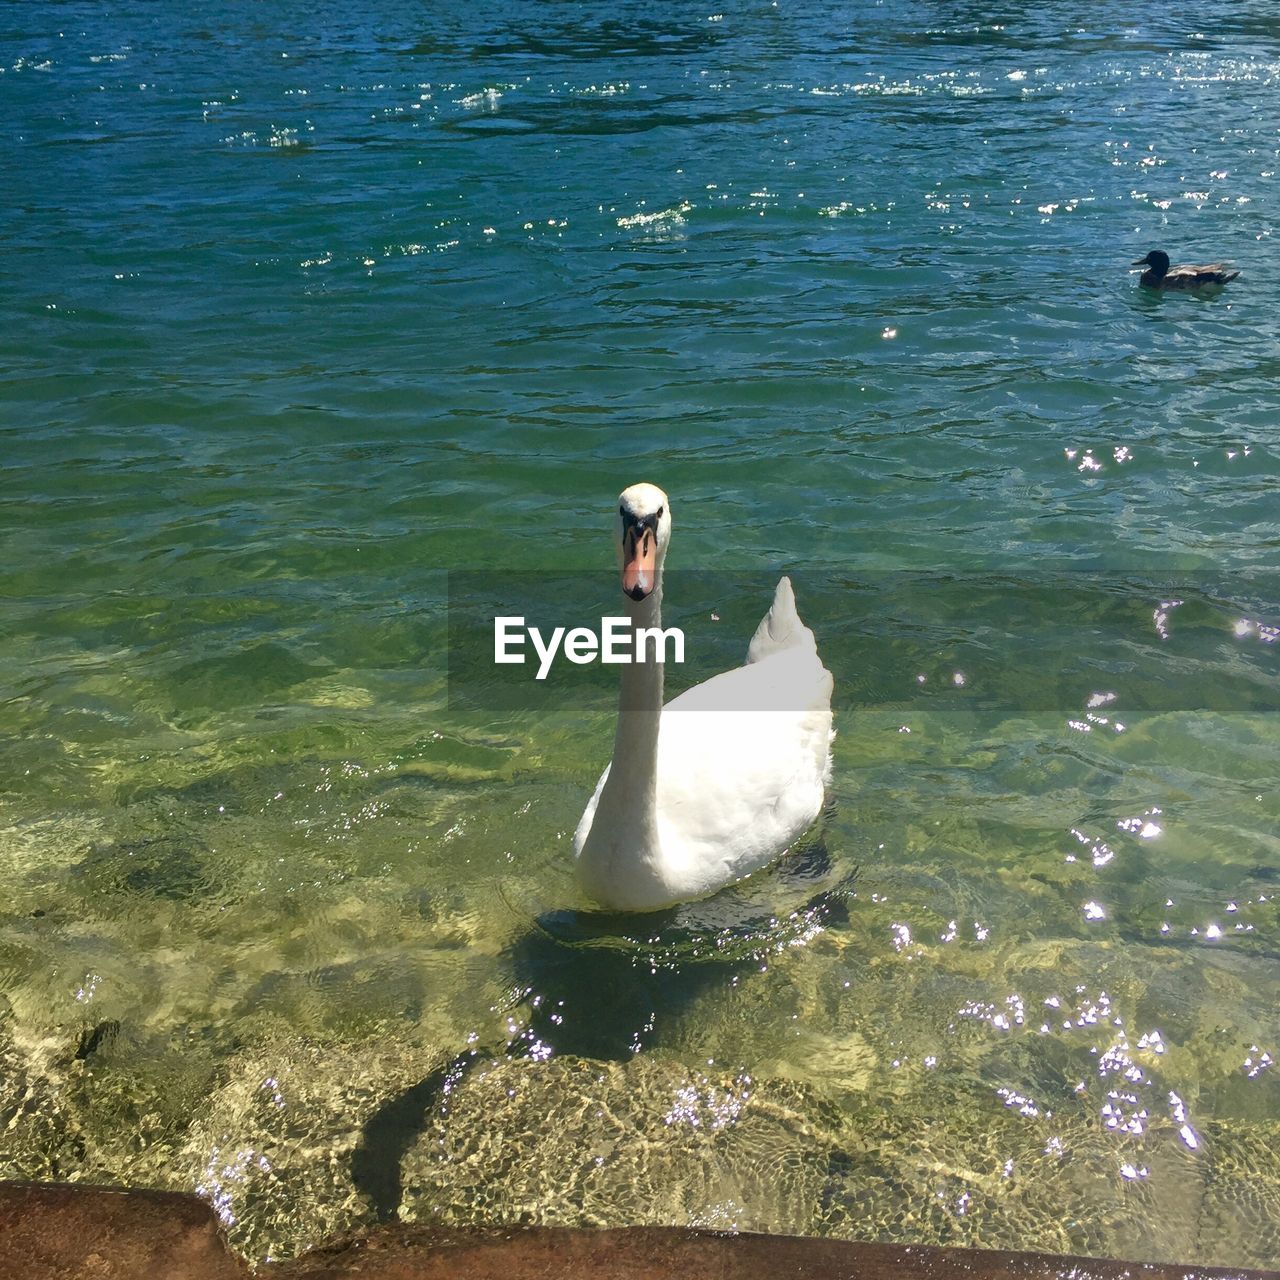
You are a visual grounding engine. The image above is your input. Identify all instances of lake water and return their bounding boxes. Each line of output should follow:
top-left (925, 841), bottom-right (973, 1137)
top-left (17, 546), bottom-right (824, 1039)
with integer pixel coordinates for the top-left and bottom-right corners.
top-left (1, 0), bottom-right (1278, 1267)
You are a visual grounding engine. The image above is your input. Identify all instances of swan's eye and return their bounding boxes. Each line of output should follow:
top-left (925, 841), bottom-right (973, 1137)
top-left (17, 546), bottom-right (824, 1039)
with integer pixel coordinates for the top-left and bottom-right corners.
top-left (656, 505), bottom-right (664, 518)
top-left (619, 505), bottom-right (626, 518)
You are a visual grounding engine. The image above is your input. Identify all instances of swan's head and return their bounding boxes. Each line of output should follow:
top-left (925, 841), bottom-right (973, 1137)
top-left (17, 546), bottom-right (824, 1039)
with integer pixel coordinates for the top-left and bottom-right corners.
top-left (616, 482), bottom-right (671, 602)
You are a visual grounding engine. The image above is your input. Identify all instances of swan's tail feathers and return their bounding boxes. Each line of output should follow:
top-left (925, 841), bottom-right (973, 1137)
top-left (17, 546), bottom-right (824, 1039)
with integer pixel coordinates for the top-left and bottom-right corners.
top-left (747, 575), bottom-right (818, 664)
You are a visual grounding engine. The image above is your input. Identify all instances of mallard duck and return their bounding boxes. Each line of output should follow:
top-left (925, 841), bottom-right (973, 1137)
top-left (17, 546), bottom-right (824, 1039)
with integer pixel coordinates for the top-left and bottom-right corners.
top-left (573, 483), bottom-right (834, 911)
top-left (1132, 249), bottom-right (1239, 290)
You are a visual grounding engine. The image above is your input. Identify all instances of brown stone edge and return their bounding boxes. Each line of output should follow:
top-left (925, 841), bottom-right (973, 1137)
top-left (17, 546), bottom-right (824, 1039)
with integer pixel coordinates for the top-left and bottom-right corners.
top-left (1, 1181), bottom-right (1276, 1280)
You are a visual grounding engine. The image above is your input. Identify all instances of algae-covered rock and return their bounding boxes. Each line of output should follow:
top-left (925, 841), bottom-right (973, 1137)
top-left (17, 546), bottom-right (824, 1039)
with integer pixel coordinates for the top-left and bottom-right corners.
top-left (63, 1025), bottom-right (220, 1191)
top-left (0, 1001), bottom-right (87, 1183)
top-left (1198, 1118), bottom-right (1280, 1268)
top-left (395, 1043), bottom-right (1280, 1273)
top-left (176, 1037), bottom-right (444, 1264)
top-left (819, 1080), bottom-right (1203, 1264)
top-left (399, 1053), bottom-right (851, 1236)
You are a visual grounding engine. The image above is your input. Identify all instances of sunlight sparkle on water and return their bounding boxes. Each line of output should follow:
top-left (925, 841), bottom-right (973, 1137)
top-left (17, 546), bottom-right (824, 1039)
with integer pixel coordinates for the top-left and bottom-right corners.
top-left (663, 1076), bottom-right (750, 1131)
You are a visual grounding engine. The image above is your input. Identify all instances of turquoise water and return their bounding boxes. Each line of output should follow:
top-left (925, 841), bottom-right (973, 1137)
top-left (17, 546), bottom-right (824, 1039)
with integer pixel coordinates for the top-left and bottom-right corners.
top-left (2, 0), bottom-right (1278, 1267)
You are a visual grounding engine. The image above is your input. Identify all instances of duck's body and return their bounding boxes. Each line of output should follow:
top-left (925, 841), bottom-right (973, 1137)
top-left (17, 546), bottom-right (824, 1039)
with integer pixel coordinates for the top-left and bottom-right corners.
top-left (1133, 249), bottom-right (1239, 290)
top-left (573, 485), bottom-right (833, 912)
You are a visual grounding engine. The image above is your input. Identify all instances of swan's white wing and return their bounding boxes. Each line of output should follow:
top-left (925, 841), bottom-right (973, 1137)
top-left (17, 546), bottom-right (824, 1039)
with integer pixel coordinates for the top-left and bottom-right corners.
top-left (654, 645), bottom-right (833, 899)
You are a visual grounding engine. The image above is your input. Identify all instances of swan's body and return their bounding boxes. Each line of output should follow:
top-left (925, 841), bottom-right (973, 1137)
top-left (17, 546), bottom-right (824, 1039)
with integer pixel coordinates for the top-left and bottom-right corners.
top-left (573, 485), bottom-right (833, 912)
top-left (1132, 249), bottom-right (1238, 290)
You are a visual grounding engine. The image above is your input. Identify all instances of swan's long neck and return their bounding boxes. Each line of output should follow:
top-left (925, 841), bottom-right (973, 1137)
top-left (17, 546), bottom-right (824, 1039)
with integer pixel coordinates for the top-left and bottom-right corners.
top-left (613, 582), bottom-right (664, 764)
top-left (590, 579), bottom-right (665, 851)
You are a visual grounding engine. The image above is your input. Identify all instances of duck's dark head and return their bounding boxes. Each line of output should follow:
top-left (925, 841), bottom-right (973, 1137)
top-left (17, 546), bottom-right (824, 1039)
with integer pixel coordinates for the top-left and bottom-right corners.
top-left (1132, 249), bottom-right (1170, 275)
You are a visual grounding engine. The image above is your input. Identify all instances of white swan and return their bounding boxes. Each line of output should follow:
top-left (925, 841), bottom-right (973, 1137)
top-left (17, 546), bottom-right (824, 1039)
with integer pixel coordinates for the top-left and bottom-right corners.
top-left (573, 483), bottom-right (834, 912)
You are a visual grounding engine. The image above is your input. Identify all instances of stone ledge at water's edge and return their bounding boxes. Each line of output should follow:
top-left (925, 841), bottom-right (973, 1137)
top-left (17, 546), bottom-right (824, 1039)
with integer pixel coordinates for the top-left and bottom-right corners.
top-left (2, 1183), bottom-right (1277, 1280)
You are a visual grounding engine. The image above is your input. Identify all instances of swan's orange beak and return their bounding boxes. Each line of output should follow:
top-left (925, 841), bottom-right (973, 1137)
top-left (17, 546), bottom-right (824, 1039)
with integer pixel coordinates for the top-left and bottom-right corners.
top-left (622, 525), bottom-right (657, 601)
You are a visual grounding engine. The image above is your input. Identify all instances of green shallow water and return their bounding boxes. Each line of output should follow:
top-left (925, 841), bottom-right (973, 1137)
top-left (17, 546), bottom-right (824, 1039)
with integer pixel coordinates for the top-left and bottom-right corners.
top-left (1, 0), bottom-right (1278, 1268)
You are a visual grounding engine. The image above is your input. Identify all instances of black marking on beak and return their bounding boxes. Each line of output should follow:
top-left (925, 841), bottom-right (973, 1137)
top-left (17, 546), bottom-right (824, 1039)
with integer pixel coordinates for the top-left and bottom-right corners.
top-left (621, 510), bottom-right (660, 545)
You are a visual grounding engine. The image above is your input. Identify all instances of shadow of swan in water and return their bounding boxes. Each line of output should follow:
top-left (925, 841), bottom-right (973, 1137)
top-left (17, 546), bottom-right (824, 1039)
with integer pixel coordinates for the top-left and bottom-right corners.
top-left (351, 831), bottom-right (853, 1220)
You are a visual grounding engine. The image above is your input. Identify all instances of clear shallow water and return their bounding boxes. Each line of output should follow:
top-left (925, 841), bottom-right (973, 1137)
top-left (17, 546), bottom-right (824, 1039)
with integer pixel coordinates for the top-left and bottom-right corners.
top-left (2, 0), bottom-right (1278, 1267)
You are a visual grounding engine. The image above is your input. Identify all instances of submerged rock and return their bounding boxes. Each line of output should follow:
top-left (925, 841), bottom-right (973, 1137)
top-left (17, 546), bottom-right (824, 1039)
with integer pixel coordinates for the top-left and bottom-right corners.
top-left (0, 1003), bottom-right (87, 1184)
top-left (176, 1037), bottom-right (445, 1264)
top-left (393, 1048), bottom-right (1280, 1272)
top-left (399, 1053), bottom-right (850, 1235)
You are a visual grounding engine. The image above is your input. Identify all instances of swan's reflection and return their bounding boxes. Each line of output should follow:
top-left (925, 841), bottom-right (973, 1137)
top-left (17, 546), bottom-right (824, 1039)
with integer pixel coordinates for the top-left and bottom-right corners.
top-left (518, 835), bottom-right (847, 1059)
